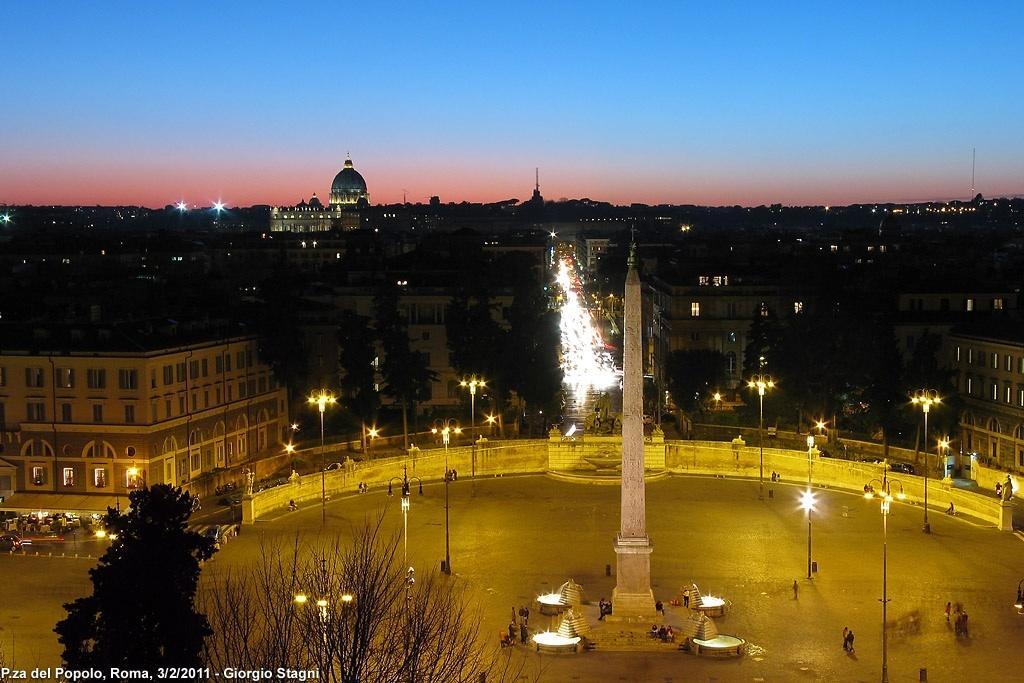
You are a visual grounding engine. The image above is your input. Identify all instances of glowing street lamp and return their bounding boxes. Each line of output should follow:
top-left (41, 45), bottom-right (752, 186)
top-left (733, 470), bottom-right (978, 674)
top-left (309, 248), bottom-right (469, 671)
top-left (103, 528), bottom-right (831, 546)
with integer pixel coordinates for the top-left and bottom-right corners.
top-left (910, 389), bottom-right (941, 533)
top-left (308, 390), bottom-right (338, 527)
top-left (746, 374), bottom-right (775, 500)
top-left (175, 201), bottom-right (188, 212)
top-left (432, 418), bottom-right (461, 575)
top-left (864, 465), bottom-right (906, 683)
top-left (802, 434), bottom-right (816, 579)
top-left (815, 419), bottom-right (827, 438)
top-left (459, 376), bottom-right (485, 437)
top-left (211, 200), bottom-right (226, 213)
top-left (283, 442), bottom-right (296, 455)
top-left (388, 464), bottom-right (423, 599)
top-left (712, 392), bottom-right (722, 411)
top-left (485, 413), bottom-right (497, 435)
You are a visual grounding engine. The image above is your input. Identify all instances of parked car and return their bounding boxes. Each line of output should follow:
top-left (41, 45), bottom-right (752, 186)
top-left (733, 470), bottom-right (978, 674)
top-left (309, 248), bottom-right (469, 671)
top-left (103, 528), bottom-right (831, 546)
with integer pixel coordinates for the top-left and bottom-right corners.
top-left (890, 462), bottom-right (916, 475)
top-left (0, 533), bottom-right (23, 551)
top-left (218, 494), bottom-right (242, 506)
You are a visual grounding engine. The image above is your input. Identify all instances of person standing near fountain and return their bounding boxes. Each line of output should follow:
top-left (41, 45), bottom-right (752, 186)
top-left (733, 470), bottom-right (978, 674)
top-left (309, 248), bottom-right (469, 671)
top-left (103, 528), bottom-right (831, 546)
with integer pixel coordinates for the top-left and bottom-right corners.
top-left (610, 240), bottom-right (656, 619)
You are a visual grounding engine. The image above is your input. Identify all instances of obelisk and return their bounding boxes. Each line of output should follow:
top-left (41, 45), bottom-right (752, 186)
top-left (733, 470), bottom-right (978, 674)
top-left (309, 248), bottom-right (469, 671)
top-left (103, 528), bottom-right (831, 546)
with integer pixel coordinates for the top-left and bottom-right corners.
top-left (611, 242), bottom-right (655, 619)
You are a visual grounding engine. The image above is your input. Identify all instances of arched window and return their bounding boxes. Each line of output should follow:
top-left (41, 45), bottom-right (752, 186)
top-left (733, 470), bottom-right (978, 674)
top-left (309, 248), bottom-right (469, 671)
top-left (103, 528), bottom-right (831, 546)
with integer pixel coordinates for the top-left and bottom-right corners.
top-left (988, 418), bottom-right (1002, 434)
top-left (162, 436), bottom-right (178, 454)
top-left (20, 439), bottom-right (54, 457)
top-left (188, 429), bottom-right (204, 446)
top-left (961, 411), bottom-right (975, 427)
top-left (1014, 424), bottom-right (1023, 440)
top-left (83, 441), bottom-right (116, 459)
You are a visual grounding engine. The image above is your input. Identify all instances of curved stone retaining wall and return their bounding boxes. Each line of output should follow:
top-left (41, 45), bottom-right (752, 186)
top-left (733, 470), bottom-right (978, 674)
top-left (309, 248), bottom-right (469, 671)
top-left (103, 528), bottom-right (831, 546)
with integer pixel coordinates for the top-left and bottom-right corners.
top-left (242, 438), bottom-right (1007, 529)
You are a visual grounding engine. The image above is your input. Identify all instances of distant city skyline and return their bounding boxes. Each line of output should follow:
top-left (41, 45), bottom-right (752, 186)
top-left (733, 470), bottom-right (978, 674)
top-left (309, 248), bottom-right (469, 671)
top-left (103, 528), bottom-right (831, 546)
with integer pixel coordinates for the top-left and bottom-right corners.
top-left (2, 2), bottom-right (1023, 207)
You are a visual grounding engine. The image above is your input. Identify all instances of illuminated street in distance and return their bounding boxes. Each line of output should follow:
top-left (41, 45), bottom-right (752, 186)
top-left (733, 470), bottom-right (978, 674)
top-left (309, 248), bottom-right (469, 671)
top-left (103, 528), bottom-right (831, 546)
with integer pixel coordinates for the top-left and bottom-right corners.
top-left (555, 255), bottom-right (620, 403)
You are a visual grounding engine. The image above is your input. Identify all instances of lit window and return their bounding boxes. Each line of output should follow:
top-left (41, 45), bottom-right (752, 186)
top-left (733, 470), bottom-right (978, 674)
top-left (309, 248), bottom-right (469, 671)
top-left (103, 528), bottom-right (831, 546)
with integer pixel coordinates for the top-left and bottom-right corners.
top-left (955, 346), bottom-right (961, 362)
top-left (793, 301), bottom-right (804, 314)
top-left (63, 467), bottom-right (75, 487)
top-left (1006, 385), bottom-right (1012, 404)
top-left (967, 377), bottom-right (973, 394)
top-left (32, 466), bottom-right (44, 485)
top-left (760, 302), bottom-right (769, 317)
top-left (992, 354), bottom-right (999, 370)
top-left (965, 298), bottom-right (975, 312)
top-left (690, 302), bottom-right (700, 317)
top-left (993, 298), bottom-right (1004, 310)
top-left (991, 383), bottom-right (998, 400)
top-left (94, 468), bottom-right (107, 488)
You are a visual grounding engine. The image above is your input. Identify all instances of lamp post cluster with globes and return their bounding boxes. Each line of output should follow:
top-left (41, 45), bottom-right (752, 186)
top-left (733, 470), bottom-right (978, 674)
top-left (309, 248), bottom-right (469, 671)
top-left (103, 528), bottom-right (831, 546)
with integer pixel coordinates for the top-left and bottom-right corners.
top-left (308, 390), bottom-right (337, 527)
top-left (910, 389), bottom-right (941, 533)
top-left (388, 464), bottom-right (423, 600)
top-left (864, 463), bottom-right (907, 683)
top-left (746, 374), bottom-right (775, 500)
top-left (293, 591), bottom-right (355, 650)
top-left (459, 376), bottom-right (485, 437)
top-left (431, 418), bottom-right (462, 575)
top-left (800, 434), bottom-right (817, 579)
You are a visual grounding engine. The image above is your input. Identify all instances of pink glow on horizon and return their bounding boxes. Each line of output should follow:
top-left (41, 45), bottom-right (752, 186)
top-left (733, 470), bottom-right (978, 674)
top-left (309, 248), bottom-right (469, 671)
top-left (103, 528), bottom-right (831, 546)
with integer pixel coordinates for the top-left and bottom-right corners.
top-left (0, 160), bottom-right (1012, 209)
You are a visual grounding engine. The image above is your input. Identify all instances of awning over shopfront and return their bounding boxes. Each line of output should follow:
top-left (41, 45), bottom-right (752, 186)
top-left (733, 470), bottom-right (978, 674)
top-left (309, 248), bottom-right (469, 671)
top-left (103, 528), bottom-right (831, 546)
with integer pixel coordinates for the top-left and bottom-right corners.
top-left (0, 491), bottom-right (123, 514)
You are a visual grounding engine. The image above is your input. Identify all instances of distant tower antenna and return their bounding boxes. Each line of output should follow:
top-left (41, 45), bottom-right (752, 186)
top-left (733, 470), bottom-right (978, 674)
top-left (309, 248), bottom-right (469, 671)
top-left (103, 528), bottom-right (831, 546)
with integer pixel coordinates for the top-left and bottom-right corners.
top-left (970, 147), bottom-right (976, 197)
top-left (535, 167), bottom-right (540, 192)
top-left (402, 188), bottom-right (408, 204)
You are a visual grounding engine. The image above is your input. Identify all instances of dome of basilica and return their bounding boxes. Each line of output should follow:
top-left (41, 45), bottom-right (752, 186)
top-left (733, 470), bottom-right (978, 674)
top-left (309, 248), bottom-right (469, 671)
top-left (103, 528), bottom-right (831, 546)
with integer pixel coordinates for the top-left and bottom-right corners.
top-left (331, 158), bottom-right (367, 199)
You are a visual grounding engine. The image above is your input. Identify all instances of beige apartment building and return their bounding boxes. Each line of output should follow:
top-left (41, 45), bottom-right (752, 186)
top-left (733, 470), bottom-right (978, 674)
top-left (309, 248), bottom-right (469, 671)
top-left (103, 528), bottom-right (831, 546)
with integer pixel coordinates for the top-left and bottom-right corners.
top-left (0, 323), bottom-right (288, 510)
top-left (947, 324), bottom-right (1024, 471)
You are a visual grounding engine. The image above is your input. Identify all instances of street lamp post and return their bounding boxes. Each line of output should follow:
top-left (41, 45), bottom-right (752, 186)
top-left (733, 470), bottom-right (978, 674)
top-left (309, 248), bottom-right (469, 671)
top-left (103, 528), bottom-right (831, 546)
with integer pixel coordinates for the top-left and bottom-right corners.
top-left (864, 464), bottom-right (906, 683)
top-left (308, 390), bottom-right (337, 528)
top-left (459, 376), bottom-right (485, 438)
top-left (802, 434), bottom-right (816, 579)
top-left (747, 375), bottom-right (775, 500)
top-left (388, 464), bottom-right (423, 599)
top-left (431, 418), bottom-right (462, 575)
top-left (911, 389), bottom-right (941, 534)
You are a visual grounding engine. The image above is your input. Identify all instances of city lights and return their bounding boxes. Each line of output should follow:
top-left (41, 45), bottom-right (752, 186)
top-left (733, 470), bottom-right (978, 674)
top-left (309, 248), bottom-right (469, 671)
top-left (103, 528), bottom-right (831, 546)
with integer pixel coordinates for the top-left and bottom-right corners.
top-left (555, 258), bottom-right (619, 393)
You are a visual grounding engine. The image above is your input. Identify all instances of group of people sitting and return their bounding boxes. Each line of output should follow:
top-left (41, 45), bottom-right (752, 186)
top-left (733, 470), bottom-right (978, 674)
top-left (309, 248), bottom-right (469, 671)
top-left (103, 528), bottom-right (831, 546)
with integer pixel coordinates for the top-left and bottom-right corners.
top-left (597, 597), bottom-right (612, 620)
top-left (650, 624), bottom-right (675, 642)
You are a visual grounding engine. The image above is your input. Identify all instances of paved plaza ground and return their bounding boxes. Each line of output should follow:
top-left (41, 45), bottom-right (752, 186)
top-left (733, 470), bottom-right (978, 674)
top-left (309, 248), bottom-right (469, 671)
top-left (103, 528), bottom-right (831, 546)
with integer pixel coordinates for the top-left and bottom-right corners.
top-left (3, 474), bottom-right (1024, 681)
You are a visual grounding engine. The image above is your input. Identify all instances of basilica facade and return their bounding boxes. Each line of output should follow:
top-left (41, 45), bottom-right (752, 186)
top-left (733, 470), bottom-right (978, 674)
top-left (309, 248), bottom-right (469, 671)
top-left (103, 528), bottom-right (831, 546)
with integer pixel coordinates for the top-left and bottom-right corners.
top-left (269, 157), bottom-right (369, 232)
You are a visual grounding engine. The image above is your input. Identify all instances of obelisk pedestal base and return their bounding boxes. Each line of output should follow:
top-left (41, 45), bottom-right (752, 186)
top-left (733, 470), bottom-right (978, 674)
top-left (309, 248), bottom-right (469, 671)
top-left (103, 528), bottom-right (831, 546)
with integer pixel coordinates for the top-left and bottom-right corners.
top-left (609, 534), bottom-right (656, 621)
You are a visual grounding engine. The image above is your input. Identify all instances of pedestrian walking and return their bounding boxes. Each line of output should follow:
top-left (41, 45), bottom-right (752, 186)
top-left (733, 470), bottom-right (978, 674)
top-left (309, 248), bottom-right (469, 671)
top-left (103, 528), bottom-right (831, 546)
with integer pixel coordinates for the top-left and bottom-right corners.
top-left (520, 622), bottom-right (528, 644)
top-left (793, 579), bottom-right (799, 599)
top-left (683, 588), bottom-right (690, 608)
top-left (656, 600), bottom-right (664, 616)
top-left (847, 630), bottom-right (855, 652)
top-left (842, 627), bottom-right (849, 651)
top-left (945, 601), bottom-right (951, 622)
top-left (508, 621), bottom-right (516, 644)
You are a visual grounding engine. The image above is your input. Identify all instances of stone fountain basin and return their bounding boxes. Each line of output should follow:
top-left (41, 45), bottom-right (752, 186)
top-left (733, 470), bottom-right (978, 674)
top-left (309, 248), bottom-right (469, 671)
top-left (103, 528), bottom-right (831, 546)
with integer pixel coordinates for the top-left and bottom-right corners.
top-left (584, 457), bottom-right (622, 470)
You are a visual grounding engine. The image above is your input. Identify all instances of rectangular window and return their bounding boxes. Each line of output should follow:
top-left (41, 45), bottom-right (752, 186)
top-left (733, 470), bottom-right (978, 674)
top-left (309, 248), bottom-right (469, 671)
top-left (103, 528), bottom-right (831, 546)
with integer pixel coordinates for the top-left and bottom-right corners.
top-left (150, 369), bottom-right (157, 389)
top-left (0, 366), bottom-right (6, 386)
top-left (27, 402), bottom-right (46, 421)
top-left (215, 355), bottom-right (223, 373)
top-left (258, 376), bottom-right (267, 393)
top-left (1019, 388), bottom-right (1024, 407)
top-left (1006, 385), bottom-right (1013, 404)
top-left (124, 404), bottom-right (136, 423)
top-left (189, 360), bottom-right (199, 379)
top-left (993, 297), bottom-right (1005, 310)
top-left (165, 398), bottom-right (172, 418)
top-left (201, 358), bottom-right (208, 377)
top-left (118, 368), bottom-right (138, 390)
top-left (955, 346), bottom-right (961, 362)
top-left (191, 393), bottom-right (197, 411)
top-left (227, 385), bottom-right (233, 402)
top-left (967, 348), bottom-right (974, 364)
top-left (32, 466), bottom-right (45, 485)
top-left (94, 468), bottom-right (107, 488)
top-left (793, 301), bottom-right (804, 314)
top-left (246, 349), bottom-right (253, 367)
top-left (965, 298), bottom-right (975, 311)
top-left (215, 387), bottom-right (222, 404)
top-left (690, 302), bottom-right (700, 317)
top-left (26, 367), bottom-right (45, 388)
top-left (991, 383), bottom-right (998, 400)
top-left (63, 467), bottom-right (75, 487)
top-left (967, 377), bottom-right (973, 394)
top-left (236, 351), bottom-right (245, 369)
top-left (225, 354), bottom-right (232, 372)
top-left (163, 365), bottom-right (173, 385)
top-left (126, 468), bottom-right (142, 489)
top-left (176, 362), bottom-right (186, 382)
top-left (56, 367), bottom-right (74, 388)
top-left (239, 381), bottom-right (247, 398)
top-left (203, 390), bottom-right (209, 408)
top-left (247, 379), bottom-right (256, 396)
top-left (87, 368), bottom-right (106, 389)
top-left (178, 396), bottom-right (186, 414)
top-left (992, 354), bottom-right (999, 370)
top-left (1005, 355), bottom-right (1012, 372)
top-left (92, 404), bottom-right (103, 422)
top-left (61, 403), bottom-right (72, 422)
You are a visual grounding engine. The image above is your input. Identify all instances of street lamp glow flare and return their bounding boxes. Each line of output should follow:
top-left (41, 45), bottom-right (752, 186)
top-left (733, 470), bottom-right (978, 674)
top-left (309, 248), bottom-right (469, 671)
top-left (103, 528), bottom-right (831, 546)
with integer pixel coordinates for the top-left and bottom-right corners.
top-left (554, 258), bottom-right (619, 393)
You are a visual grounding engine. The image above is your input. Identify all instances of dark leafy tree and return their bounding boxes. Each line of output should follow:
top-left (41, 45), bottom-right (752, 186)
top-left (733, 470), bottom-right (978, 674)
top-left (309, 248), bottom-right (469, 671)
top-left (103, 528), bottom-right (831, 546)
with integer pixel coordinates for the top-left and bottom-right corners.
top-left (337, 311), bottom-right (380, 427)
top-left (666, 349), bottom-right (727, 415)
top-left (374, 282), bottom-right (437, 448)
top-left (55, 485), bottom-right (215, 671)
top-left (505, 265), bottom-right (561, 430)
top-left (256, 265), bottom-right (311, 404)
